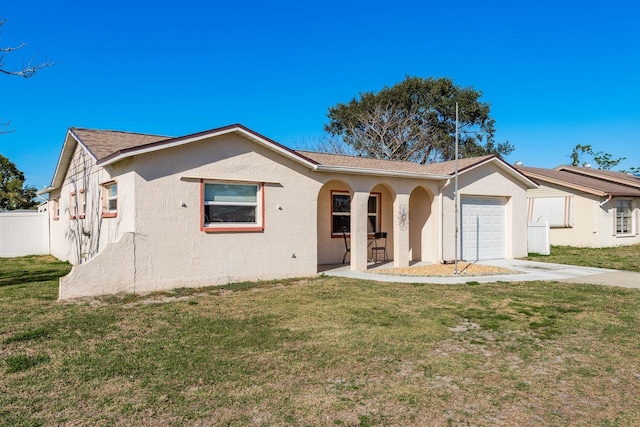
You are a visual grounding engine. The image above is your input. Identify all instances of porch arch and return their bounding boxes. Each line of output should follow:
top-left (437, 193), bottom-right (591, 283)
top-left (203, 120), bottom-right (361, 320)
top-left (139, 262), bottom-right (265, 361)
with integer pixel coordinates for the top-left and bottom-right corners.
top-left (409, 185), bottom-right (437, 262)
top-left (316, 179), bottom-right (353, 265)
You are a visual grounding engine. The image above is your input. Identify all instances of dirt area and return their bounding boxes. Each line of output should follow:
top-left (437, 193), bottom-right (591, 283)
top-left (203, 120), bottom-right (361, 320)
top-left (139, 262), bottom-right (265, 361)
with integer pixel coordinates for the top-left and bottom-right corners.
top-left (375, 262), bottom-right (519, 277)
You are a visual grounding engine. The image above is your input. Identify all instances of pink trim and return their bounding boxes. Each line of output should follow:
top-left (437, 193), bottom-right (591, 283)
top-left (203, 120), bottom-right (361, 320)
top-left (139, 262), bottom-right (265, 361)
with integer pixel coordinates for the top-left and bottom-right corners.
top-left (101, 181), bottom-right (118, 218)
top-left (201, 180), bottom-right (265, 233)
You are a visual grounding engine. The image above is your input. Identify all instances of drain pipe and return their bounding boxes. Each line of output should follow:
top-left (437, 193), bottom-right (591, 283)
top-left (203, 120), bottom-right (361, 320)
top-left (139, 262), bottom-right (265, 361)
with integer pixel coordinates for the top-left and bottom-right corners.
top-left (454, 103), bottom-right (459, 275)
top-left (599, 195), bottom-right (612, 208)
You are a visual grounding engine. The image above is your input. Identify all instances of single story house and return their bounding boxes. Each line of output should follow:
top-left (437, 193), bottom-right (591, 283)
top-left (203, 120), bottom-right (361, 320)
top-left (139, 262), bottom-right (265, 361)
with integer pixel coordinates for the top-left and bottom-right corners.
top-left (517, 164), bottom-right (640, 247)
top-left (41, 124), bottom-right (536, 299)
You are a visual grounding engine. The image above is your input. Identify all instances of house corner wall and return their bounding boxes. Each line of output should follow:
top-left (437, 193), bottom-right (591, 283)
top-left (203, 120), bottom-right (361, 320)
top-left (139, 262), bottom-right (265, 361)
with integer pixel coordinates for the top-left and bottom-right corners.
top-left (59, 232), bottom-right (136, 299)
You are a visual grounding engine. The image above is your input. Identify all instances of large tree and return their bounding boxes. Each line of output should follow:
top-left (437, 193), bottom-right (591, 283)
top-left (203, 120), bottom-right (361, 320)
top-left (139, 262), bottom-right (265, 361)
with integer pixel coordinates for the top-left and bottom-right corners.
top-left (324, 76), bottom-right (514, 163)
top-left (0, 154), bottom-right (37, 210)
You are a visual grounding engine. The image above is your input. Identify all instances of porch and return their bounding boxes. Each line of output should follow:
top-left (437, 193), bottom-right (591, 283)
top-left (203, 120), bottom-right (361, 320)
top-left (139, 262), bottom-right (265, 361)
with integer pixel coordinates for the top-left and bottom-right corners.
top-left (316, 179), bottom-right (440, 270)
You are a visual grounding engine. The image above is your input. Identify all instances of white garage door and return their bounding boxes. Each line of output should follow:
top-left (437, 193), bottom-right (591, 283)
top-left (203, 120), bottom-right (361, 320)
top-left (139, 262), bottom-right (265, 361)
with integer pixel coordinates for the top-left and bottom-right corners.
top-left (461, 197), bottom-right (506, 261)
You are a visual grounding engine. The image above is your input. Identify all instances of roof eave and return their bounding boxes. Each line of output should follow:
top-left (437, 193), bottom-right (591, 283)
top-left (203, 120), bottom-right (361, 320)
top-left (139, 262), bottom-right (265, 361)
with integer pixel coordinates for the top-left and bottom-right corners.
top-left (314, 165), bottom-right (450, 180)
top-left (36, 186), bottom-right (54, 196)
top-left (524, 172), bottom-right (607, 197)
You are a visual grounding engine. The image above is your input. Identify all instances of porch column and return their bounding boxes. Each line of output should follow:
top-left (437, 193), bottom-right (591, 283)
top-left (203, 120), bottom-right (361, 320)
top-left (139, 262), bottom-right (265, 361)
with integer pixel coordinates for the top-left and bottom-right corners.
top-left (350, 191), bottom-right (369, 271)
top-left (393, 193), bottom-right (411, 268)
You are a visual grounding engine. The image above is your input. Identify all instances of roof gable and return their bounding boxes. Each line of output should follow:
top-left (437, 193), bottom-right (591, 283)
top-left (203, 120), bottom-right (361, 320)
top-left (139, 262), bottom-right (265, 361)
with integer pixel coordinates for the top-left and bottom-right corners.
top-left (69, 128), bottom-right (170, 161)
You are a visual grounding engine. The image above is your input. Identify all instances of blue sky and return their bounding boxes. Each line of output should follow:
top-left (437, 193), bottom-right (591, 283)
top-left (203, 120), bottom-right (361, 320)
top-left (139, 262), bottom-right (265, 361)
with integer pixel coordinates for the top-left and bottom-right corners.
top-left (2, 0), bottom-right (639, 191)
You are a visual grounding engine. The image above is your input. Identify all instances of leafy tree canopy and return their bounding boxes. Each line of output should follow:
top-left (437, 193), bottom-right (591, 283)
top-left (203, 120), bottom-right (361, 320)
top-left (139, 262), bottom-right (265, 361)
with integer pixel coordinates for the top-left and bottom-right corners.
top-left (324, 76), bottom-right (514, 163)
top-left (0, 154), bottom-right (37, 210)
top-left (569, 144), bottom-right (639, 173)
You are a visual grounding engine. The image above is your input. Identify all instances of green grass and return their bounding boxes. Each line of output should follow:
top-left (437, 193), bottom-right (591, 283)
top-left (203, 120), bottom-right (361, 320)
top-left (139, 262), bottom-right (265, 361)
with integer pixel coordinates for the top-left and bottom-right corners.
top-left (525, 243), bottom-right (640, 272)
top-left (1, 255), bottom-right (640, 425)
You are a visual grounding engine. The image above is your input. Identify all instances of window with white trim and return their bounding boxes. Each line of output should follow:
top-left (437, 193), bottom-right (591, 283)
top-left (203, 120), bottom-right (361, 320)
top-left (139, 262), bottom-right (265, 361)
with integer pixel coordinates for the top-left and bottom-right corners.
top-left (202, 182), bottom-right (263, 231)
top-left (331, 191), bottom-right (380, 235)
top-left (616, 199), bottom-right (632, 235)
top-left (102, 182), bottom-right (118, 218)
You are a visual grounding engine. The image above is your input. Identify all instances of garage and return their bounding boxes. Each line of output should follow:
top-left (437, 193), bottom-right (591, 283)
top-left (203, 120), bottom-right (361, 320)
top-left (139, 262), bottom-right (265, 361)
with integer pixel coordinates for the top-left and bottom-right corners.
top-left (461, 197), bottom-right (506, 261)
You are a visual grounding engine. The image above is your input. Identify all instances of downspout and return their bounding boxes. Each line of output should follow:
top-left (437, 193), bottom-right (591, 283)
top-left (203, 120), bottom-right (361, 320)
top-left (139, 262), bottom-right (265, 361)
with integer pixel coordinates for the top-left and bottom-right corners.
top-left (599, 194), bottom-right (612, 208)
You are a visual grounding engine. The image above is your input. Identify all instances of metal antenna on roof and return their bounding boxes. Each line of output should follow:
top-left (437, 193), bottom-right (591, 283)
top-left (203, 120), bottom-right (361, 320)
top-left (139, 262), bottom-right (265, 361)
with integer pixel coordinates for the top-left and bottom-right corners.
top-left (454, 103), bottom-right (459, 275)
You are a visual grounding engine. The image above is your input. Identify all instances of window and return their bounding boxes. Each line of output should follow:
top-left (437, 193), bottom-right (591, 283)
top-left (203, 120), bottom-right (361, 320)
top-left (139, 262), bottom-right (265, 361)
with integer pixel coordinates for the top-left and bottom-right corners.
top-left (52, 198), bottom-right (59, 221)
top-left (527, 196), bottom-right (573, 228)
top-left (69, 190), bottom-right (86, 220)
top-left (202, 181), bottom-right (264, 232)
top-left (78, 190), bottom-right (86, 219)
top-left (331, 191), bottom-right (380, 236)
top-left (102, 182), bottom-right (117, 218)
top-left (616, 199), bottom-right (632, 235)
top-left (70, 191), bottom-right (77, 219)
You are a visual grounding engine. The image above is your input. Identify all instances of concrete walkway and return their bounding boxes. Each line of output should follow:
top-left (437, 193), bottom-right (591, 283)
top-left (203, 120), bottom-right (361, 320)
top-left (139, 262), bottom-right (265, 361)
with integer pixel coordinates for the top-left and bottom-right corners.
top-left (320, 259), bottom-right (640, 289)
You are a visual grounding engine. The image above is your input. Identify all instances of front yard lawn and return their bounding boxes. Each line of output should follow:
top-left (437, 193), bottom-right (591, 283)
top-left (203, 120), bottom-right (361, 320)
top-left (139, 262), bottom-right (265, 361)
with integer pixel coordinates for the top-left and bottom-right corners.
top-left (1, 255), bottom-right (639, 425)
top-left (525, 243), bottom-right (640, 272)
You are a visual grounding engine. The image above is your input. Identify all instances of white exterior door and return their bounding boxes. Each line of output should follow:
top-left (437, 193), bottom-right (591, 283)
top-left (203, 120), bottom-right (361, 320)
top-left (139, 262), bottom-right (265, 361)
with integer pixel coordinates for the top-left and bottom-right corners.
top-left (461, 197), bottom-right (506, 261)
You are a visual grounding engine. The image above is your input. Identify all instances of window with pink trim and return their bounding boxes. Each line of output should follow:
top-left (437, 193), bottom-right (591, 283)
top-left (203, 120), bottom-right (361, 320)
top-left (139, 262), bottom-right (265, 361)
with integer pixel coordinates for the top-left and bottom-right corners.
top-left (102, 182), bottom-right (118, 218)
top-left (202, 181), bottom-right (263, 232)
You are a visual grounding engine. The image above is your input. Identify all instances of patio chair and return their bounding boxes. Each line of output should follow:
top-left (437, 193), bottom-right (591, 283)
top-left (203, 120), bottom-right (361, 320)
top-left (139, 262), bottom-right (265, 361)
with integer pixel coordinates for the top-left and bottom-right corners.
top-left (342, 230), bottom-right (350, 264)
top-left (371, 232), bottom-right (388, 263)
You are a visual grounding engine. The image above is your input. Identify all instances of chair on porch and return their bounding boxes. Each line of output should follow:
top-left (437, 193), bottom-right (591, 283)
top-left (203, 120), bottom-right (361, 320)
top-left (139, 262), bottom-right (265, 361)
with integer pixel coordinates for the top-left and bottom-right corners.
top-left (342, 230), bottom-right (350, 264)
top-left (371, 232), bottom-right (388, 263)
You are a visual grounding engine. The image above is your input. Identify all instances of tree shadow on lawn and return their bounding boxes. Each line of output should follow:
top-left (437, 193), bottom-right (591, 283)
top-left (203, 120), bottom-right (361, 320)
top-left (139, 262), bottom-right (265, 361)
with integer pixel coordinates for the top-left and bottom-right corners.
top-left (0, 269), bottom-right (69, 287)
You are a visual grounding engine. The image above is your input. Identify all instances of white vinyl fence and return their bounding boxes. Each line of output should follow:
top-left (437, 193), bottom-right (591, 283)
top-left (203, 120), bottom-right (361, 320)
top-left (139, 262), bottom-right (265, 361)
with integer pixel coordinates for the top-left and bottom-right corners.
top-left (0, 211), bottom-right (50, 257)
top-left (528, 221), bottom-right (550, 255)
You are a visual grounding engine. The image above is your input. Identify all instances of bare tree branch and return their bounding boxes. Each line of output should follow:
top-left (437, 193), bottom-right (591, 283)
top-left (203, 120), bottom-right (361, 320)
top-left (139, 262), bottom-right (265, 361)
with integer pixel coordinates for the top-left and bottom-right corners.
top-left (0, 119), bottom-right (13, 134)
top-left (0, 18), bottom-right (53, 78)
top-left (340, 104), bottom-right (436, 163)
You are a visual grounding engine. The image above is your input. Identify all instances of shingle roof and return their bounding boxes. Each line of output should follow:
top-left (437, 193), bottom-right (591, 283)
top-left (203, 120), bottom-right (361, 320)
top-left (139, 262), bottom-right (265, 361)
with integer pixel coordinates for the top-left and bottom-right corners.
top-left (70, 128), bottom-right (170, 160)
top-left (297, 151), bottom-right (496, 176)
top-left (69, 125), bottom-right (502, 178)
top-left (517, 165), bottom-right (640, 197)
top-left (555, 165), bottom-right (640, 189)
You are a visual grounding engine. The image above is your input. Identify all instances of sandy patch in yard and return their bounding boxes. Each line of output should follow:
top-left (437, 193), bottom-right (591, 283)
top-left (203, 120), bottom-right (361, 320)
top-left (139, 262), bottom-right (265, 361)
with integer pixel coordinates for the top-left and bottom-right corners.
top-left (375, 262), bottom-right (519, 277)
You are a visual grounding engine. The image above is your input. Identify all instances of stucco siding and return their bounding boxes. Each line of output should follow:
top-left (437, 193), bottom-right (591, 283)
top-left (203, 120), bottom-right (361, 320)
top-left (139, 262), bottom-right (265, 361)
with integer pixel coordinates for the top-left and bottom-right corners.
top-left (547, 192), bottom-right (599, 247)
top-left (597, 198), bottom-right (640, 247)
top-left (59, 233), bottom-right (136, 299)
top-left (49, 144), bottom-right (135, 265)
top-left (527, 182), bottom-right (640, 248)
top-left (128, 133), bottom-right (322, 292)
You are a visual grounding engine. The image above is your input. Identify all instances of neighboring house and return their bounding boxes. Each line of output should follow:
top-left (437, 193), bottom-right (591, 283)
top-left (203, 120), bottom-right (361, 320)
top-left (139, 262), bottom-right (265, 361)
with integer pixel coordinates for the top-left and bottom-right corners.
top-left (517, 165), bottom-right (640, 248)
top-left (41, 124), bottom-right (536, 299)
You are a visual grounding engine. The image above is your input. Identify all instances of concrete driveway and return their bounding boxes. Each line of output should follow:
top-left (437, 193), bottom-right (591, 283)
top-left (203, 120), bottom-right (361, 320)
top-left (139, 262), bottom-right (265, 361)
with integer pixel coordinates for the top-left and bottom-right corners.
top-left (322, 259), bottom-right (640, 289)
